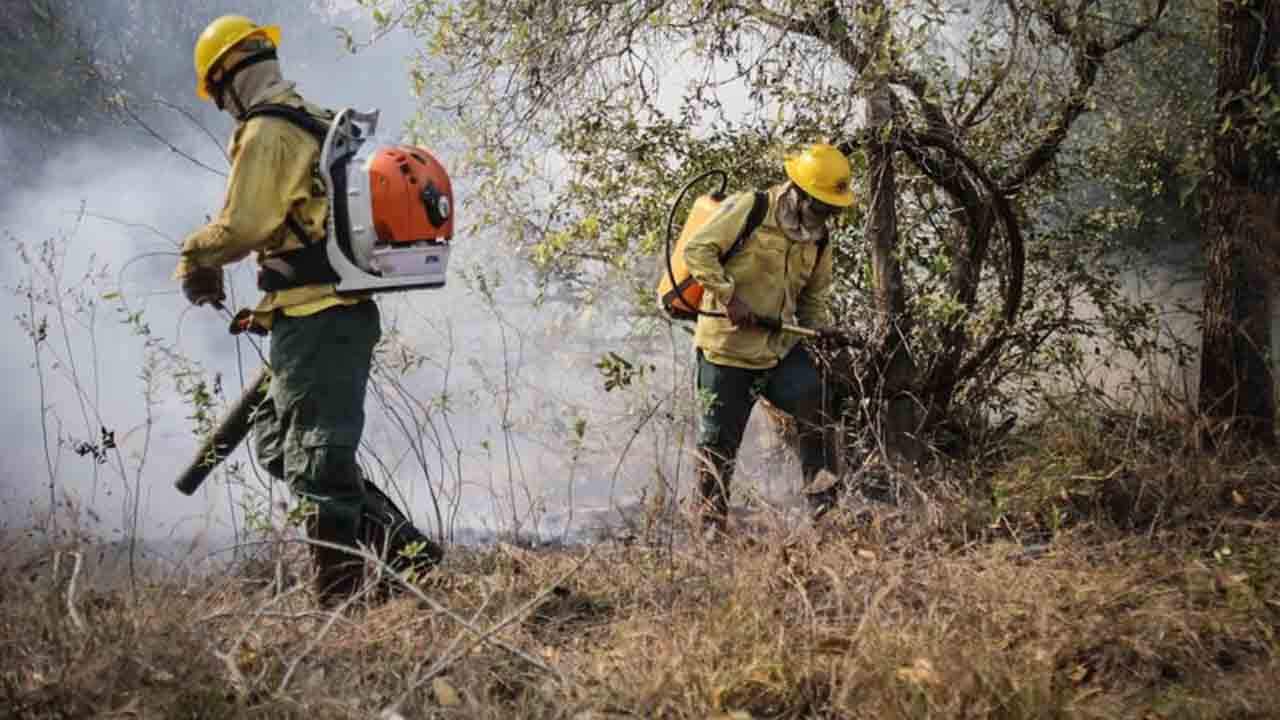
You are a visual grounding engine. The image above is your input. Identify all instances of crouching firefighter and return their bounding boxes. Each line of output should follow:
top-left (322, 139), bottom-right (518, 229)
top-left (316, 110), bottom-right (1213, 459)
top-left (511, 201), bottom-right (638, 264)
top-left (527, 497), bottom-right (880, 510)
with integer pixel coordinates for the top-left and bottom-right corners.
top-left (682, 143), bottom-right (855, 533)
top-left (177, 15), bottom-right (449, 605)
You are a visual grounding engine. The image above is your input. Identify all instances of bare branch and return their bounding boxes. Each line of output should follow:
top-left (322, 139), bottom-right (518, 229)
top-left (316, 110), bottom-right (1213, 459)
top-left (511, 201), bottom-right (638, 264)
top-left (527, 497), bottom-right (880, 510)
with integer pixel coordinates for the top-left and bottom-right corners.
top-left (961, 6), bottom-right (1023, 129)
top-left (276, 580), bottom-right (378, 695)
top-left (306, 537), bottom-right (567, 680)
top-left (1004, 0), bottom-right (1171, 192)
top-left (1096, 0), bottom-right (1171, 54)
top-left (742, 0), bottom-right (871, 72)
top-left (391, 543), bottom-right (586, 706)
top-left (154, 98), bottom-right (229, 166)
top-left (116, 98), bottom-right (227, 179)
top-left (81, 213), bottom-right (178, 248)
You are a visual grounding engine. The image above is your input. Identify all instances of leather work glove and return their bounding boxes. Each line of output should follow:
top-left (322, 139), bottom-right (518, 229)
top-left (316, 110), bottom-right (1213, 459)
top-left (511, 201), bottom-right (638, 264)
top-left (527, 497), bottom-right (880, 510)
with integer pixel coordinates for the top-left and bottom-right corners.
top-left (725, 294), bottom-right (756, 328)
top-left (182, 265), bottom-right (226, 307)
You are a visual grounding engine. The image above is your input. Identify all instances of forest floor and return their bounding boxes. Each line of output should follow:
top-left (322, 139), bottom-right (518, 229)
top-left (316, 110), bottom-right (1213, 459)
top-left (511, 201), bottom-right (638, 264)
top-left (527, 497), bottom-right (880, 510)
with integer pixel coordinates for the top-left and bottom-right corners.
top-left (3, 407), bottom-right (1279, 719)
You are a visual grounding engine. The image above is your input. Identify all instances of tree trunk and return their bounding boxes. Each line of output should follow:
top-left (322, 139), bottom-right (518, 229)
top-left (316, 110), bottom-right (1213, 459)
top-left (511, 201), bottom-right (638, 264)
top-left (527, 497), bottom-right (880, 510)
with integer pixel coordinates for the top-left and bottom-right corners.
top-left (1198, 0), bottom-right (1278, 449)
top-left (867, 86), bottom-right (906, 323)
top-left (865, 80), bottom-right (924, 467)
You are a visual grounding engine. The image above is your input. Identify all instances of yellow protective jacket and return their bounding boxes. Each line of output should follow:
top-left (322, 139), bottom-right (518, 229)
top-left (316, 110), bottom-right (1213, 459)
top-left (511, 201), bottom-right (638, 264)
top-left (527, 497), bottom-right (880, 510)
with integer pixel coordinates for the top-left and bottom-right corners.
top-left (684, 184), bottom-right (833, 370)
top-left (173, 88), bottom-right (364, 328)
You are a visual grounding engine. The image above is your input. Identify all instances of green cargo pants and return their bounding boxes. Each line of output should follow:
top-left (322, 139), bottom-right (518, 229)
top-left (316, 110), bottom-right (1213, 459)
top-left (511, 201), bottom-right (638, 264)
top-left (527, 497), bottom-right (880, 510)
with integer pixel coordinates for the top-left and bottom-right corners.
top-left (253, 301), bottom-right (440, 603)
top-left (696, 345), bottom-right (834, 524)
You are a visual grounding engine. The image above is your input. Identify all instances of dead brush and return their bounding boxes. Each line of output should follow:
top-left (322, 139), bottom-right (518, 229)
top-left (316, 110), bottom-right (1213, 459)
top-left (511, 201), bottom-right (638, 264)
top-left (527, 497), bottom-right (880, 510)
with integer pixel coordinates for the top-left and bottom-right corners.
top-left (3, 409), bottom-right (1279, 720)
top-left (986, 390), bottom-right (1280, 542)
top-left (3, 513), bottom-right (1278, 718)
top-left (0, 537), bottom-right (244, 718)
top-left (542, 512), bottom-right (1277, 718)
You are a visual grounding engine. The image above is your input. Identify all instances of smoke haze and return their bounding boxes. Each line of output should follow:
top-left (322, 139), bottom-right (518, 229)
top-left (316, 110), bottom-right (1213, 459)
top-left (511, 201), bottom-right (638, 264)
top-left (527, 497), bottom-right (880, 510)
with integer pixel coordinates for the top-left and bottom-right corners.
top-left (0, 5), bottom-right (803, 555)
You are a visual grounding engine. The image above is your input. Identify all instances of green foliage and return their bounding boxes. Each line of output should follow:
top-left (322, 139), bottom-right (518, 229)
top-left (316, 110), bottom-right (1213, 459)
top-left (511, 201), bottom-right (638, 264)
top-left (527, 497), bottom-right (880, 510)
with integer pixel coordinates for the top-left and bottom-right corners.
top-left (369, 0), bottom-right (1186, 438)
top-left (1080, 0), bottom-right (1216, 260)
top-left (594, 351), bottom-right (655, 392)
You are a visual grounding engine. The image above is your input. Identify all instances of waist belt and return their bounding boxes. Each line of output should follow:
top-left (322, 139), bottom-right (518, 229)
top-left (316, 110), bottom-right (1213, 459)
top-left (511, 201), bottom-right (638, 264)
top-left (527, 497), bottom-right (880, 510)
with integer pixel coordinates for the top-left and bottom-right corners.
top-left (257, 242), bottom-right (341, 292)
top-left (257, 216), bottom-right (341, 292)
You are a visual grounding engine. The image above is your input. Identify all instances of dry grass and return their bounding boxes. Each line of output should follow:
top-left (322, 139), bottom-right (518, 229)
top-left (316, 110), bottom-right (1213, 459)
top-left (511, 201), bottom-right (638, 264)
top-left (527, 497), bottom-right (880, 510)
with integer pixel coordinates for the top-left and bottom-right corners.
top-left (3, 413), bottom-right (1279, 719)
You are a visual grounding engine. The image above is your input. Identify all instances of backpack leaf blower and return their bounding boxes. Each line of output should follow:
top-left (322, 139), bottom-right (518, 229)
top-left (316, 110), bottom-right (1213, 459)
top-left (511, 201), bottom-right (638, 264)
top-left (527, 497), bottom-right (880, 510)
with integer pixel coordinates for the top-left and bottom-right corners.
top-left (656, 169), bottom-right (820, 338)
top-left (243, 104), bottom-right (455, 295)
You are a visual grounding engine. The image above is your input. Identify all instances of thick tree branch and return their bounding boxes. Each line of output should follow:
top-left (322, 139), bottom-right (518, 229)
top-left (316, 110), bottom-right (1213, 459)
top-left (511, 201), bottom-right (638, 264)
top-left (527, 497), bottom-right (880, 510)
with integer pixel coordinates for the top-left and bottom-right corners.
top-left (845, 106), bottom-right (1024, 401)
top-left (839, 0), bottom-right (1165, 407)
top-left (1001, 55), bottom-right (1099, 193)
top-left (898, 138), bottom-right (976, 208)
top-left (870, 70), bottom-right (1016, 404)
top-left (897, 127), bottom-right (1026, 388)
top-left (891, 68), bottom-right (954, 140)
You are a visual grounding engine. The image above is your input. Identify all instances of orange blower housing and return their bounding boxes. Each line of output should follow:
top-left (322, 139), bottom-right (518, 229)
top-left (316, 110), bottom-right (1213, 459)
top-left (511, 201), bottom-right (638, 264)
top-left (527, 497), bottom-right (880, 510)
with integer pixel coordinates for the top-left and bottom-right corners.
top-left (368, 145), bottom-right (454, 245)
top-left (658, 193), bottom-right (723, 319)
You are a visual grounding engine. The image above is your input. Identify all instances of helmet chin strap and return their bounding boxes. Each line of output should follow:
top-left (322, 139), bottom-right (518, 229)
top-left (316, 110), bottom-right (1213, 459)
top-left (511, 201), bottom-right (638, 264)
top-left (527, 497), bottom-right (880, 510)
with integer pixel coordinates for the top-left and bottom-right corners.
top-left (210, 48), bottom-right (278, 118)
top-left (215, 85), bottom-right (248, 118)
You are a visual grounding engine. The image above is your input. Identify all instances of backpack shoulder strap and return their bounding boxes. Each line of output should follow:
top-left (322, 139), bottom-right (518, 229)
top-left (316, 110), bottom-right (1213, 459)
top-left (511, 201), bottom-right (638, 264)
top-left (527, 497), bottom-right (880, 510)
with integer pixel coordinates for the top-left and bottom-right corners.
top-left (815, 235), bottom-right (829, 270)
top-left (241, 104), bottom-right (333, 247)
top-left (719, 190), bottom-right (769, 263)
top-left (242, 103), bottom-right (331, 143)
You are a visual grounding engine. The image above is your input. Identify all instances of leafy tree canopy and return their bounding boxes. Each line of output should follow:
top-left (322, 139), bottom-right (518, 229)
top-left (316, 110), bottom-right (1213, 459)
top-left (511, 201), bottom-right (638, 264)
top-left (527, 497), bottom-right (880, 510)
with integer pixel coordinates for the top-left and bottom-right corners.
top-left (374, 0), bottom-right (1176, 425)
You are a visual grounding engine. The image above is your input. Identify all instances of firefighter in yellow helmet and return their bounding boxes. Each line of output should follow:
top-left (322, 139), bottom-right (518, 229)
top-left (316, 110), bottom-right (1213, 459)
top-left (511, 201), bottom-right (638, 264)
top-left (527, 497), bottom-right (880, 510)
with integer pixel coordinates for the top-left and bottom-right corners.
top-left (178, 15), bottom-right (442, 605)
top-left (682, 143), bottom-right (855, 533)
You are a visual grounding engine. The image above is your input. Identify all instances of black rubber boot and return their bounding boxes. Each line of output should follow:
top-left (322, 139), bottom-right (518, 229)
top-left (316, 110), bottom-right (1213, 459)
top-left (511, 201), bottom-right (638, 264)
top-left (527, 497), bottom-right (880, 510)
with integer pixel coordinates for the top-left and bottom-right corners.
top-left (357, 478), bottom-right (444, 604)
top-left (308, 510), bottom-right (365, 608)
top-left (361, 479), bottom-right (444, 574)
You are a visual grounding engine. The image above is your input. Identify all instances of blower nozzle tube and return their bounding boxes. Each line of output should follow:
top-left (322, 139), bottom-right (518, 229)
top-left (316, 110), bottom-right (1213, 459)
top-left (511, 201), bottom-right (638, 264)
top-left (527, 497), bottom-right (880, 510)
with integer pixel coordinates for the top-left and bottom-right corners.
top-left (175, 367), bottom-right (271, 496)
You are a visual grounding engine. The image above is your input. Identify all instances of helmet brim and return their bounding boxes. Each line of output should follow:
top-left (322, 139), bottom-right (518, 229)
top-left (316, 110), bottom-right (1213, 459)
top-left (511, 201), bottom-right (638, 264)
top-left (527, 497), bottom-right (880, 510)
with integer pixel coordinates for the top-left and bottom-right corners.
top-left (808, 186), bottom-right (855, 208)
top-left (196, 24), bottom-right (282, 100)
top-left (784, 157), bottom-right (856, 208)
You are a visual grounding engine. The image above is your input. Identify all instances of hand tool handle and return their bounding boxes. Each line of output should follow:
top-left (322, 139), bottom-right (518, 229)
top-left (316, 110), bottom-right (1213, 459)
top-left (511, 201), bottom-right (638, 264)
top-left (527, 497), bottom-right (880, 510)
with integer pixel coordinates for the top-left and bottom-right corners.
top-left (755, 316), bottom-right (820, 338)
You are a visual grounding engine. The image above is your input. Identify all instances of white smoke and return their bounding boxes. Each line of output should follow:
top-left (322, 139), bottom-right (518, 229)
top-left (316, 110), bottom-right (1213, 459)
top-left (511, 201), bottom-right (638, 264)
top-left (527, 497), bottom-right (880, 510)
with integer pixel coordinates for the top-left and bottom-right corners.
top-left (0, 12), bottom-right (753, 552)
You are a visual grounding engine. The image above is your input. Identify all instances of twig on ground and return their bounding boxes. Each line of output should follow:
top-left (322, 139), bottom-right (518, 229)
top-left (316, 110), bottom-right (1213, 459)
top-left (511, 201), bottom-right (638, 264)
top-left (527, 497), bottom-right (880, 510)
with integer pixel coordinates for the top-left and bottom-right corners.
top-left (213, 645), bottom-right (249, 697)
top-left (385, 545), bottom-right (596, 712)
top-left (198, 608), bottom-right (340, 624)
top-left (212, 582), bottom-right (307, 698)
top-left (306, 537), bottom-right (574, 681)
top-left (277, 579), bottom-right (378, 695)
top-left (853, 575), bottom-right (899, 641)
top-left (384, 591), bottom-right (494, 717)
top-left (65, 551), bottom-right (86, 632)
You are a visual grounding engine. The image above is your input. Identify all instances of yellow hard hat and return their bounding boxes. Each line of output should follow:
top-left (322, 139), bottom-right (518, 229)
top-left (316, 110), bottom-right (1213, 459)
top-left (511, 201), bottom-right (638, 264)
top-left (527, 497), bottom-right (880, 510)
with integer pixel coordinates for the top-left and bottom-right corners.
top-left (194, 15), bottom-right (281, 100)
top-left (784, 143), bottom-right (855, 208)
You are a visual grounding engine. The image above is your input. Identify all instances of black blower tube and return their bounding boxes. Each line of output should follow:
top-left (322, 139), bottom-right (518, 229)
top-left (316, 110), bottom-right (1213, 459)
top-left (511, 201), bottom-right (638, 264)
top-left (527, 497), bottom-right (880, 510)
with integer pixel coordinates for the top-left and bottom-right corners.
top-left (175, 367), bottom-right (271, 496)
